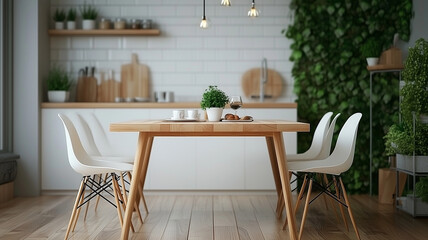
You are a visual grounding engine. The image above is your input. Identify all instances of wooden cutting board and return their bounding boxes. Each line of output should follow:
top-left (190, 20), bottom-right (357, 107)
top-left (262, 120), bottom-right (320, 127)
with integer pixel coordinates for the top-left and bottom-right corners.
top-left (97, 72), bottom-right (120, 102)
top-left (241, 68), bottom-right (283, 99)
top-left (120, 53), bottom-right (150, 99)
top-left (76, 76), bottom-right (97, 102)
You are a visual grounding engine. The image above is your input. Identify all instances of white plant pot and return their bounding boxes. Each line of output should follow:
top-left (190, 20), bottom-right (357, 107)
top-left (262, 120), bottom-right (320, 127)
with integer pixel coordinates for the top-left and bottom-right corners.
top-left (366, 57), bottom-right (379, 66)
top-left (206, 108), bottom-right (223, 122)
top-left (67, 21), bottom-right (76, 30)
top-left (48, 91), bottom-right (69, 102)
top-left (55, 22), bottom-right (64, 30)
top-left (82, 20), bottom-right (96, 30)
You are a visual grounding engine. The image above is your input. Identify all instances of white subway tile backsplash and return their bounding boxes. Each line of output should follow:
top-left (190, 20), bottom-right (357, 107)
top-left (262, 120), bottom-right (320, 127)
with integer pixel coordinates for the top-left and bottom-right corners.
top-left (58, 50), bottom-right (85, 61)
top-left (149, 6), bottom-right (177, 17)
top-left (94, 37), bottom-right (121, 49)
top-left (51, 1), bottom-right (294, 100)
top-left (120, 6), bottom-right (149, 17)
top-left (84, 50), bottom-right (109, 60)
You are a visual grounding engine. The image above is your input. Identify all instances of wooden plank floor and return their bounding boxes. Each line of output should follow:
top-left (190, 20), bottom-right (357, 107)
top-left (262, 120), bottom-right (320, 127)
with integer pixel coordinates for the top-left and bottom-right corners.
top-left (0, 194), bottom-right (427, 240)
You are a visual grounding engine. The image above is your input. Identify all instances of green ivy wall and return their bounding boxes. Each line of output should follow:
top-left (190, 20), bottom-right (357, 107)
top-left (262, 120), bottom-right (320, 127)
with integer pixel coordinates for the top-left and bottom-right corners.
top-left (284, 0), bottom-right (413, 193)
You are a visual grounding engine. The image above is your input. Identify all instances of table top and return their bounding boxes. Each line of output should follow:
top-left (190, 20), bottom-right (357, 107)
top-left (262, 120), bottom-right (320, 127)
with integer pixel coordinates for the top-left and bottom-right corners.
top-left (110, 119), bottom-right (310, 134)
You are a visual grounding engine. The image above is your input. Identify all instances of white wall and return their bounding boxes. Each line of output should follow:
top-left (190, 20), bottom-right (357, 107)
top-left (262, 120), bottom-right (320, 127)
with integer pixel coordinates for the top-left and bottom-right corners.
top-left (13, 0), bottom-right (49, 196)
top-left (49, 0), bottom-right (295, 102)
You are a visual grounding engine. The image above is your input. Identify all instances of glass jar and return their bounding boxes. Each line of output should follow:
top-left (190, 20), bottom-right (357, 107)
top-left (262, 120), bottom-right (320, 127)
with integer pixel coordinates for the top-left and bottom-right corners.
top-left (114, 18), bottom-right (126, 29)
top-left (130, 19), bottom-right (141, 29)
top-left (141, 19), bottom-right (152, 29)
top-left (99, 18), bottom-right (111, 29)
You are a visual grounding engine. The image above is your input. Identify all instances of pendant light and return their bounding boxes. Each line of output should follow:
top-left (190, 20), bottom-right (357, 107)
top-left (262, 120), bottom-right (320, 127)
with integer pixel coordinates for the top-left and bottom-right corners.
top-left (248, 0), bottom-right (259, 17)
top-left (221, 0), bottom-right (231, 6)
top-left (200, 0), bottom-right (209, 29)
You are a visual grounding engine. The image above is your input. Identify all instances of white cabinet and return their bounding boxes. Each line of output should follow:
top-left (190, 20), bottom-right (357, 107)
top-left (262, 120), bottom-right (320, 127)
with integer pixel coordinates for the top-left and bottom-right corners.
top-left (41, 107), bottom-right (297, 191)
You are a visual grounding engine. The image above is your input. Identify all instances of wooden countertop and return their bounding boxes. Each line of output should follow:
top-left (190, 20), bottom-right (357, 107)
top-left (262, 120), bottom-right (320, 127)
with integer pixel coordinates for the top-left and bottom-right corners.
top-left (41, 102), bottom-right (297, 109)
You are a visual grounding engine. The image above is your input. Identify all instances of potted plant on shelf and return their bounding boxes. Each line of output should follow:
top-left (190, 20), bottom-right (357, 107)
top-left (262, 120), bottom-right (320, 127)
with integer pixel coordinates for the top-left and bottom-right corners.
top-left (384, 38), bottom-right (428, 215)
top-left (47, 65), bottom-right (72, 102)
top-left (361, 37), bottom-right (382, 66)
top-left (66, 8), bottom-right (77, 30)
top-left (80, 4), bottom-right (98, 30)
top-left (200, 85), bottom-right (229, 121)
top-left (53, 9), bottom-right (66, 30)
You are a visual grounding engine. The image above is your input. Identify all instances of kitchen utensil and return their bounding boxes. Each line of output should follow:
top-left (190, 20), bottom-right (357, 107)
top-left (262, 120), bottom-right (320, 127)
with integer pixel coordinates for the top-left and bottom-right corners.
top-left (120, 53), bottom-right (150, 99)
top-left (76, 66), bottom-right (97, 102)
top-left (97, 71), bottom-right (121, 102)
top-left (241, 68), bottom-right (283, 100)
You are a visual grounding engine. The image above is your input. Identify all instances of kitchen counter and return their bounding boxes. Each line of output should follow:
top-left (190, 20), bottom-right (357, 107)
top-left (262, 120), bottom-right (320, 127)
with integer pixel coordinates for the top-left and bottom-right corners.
top-left (41, 102), bottom-right (297, 109)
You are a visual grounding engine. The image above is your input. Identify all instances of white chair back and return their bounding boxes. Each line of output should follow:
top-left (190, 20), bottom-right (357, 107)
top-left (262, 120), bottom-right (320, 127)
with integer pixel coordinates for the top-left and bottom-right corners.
top-left (74, 113), bottom-right (102, 156)
top-left (317, 113), bottom-right (341, 159)
top-left (298, 112), bottom-right (333, 159)
top-left (325, 113), bottom-right (362, 175)
top-left (58, 113), bottom-right (99, 176)
top-left (80, 112), bottom-right (116, 156)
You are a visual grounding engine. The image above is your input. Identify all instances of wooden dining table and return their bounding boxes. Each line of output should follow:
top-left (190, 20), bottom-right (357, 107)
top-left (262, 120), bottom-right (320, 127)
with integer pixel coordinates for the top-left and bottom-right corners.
top-left (110, 119), bottom-right (310, 240)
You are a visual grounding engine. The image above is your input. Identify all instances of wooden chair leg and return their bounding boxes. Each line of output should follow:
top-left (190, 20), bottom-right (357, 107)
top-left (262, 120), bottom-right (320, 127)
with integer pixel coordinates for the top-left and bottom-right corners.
top-left (318, 173), bottom-right (329, 210)
top-left (333, 176), bottom-right (349, 231)
top-left (323, 174), bottom-right (342, 226)
top-left (65, 177), bottom-right (86, 240)
top-left (121, 172), bottom-right (144, 225)
top-left (111, 174), bottom-right (124, 225)
top-left (298, 178), bottom-right (313, 240)
top-left (283, 174), bottom-right (308, 230)
top-left (72, 178), bottom-right (88, 232)
top-left (94, 173), bottom-right (106, 212)
top-left (112, 173), bottom-right (135, 232)
top-left (83, 175), bottom-right (96, 221)
top-left (339, 177), bottom-right (361, 240)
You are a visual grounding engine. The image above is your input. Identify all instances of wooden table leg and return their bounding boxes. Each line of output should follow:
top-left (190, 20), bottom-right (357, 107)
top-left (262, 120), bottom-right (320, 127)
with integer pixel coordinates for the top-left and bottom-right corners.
top-left (265, 136), bottom-right (283, 216)
top-left (273, 132), bottom-right (298, 240)
top-left (120, 132), bottom-right (149, 240)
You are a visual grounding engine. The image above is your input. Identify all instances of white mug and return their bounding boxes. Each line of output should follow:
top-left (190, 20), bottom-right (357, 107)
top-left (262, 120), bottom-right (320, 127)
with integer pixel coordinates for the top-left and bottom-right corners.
top-left (187, 109), bottom-right (198, 119)
top-left (172, 110), bottom-right (184, 120)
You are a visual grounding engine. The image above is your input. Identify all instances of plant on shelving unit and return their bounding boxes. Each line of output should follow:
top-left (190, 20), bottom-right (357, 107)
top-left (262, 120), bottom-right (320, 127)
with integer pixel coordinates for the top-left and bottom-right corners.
top-left (80, 4), bottom-right (98, 30)
top-left (66, 8), bottom-right (77, 30)
top-left (416, 177), bottom-right (428, 203)
top-left (361, 37), bottom-right (383, 66)
top-left (385, 38), bottom-right (428, 157)
top-left (53, 9), bottom-right (66, 30)
top-left (200, 85), bottom-right (229, 121)
top-left (47, 65), bottom-right (72, 102)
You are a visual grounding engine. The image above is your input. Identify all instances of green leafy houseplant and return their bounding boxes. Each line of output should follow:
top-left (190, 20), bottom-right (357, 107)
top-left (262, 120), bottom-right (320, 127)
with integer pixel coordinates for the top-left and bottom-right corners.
top-left (385, 38), bottom-right (428, 156)
top-left (361, 38), bottom-right (382, 58)
top-left (80, 4), bottom-right (98, 20)
top-left (66, 8), bottom-right (77, 22)
top-left (415, 177), bottom-right (428, 203)
top-left (53, 9), bottom-right (66, 22)
top-left (284, 0), bottom-right (412, 194)
top-left (47, 65), bottom-right (71, 91)
top-left (200, 85), bottom-right (229, 110)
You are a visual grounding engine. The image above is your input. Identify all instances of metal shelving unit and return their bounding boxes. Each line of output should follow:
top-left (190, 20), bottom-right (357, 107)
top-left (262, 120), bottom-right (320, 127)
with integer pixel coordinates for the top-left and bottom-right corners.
top-left (368, 67), bottom-right (403, 195)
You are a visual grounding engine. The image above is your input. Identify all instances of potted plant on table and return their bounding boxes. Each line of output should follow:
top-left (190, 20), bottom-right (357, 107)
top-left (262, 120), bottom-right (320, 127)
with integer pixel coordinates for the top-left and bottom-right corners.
top-left (80, 4), bottom-right (98, 30)
top-left (361, 37), bottom-right (382, 66)
top-left (53, 9), bottom-right (66, 30)
top-left (200, 85), bottom-right (229, 121)
top-left (47, 65), bottom-right (72, 102)
top-left (66, 8), bottom-right (77, 30)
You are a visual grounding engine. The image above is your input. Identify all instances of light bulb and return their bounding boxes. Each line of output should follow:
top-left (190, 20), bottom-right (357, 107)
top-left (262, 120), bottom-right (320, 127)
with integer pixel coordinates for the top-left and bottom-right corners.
top-left (200, 17), bottom-right (209, 29)
top-left (221, 0), bottom-right (231, 6)
top-left (248, 2), bottom-right (259, 17)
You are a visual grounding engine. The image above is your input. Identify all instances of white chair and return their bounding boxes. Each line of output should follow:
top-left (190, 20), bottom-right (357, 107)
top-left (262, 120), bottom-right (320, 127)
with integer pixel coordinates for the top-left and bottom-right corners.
top-left (287, 112), bottom-right (333, 161)
top-left (277, 112), bottom-right (341, 217)
top-left (74, 113), bottom-right (149, 214)
top-left (288, 113), bottom-right (362, 240)
top-left (58, 113), bottom-right (135, 240)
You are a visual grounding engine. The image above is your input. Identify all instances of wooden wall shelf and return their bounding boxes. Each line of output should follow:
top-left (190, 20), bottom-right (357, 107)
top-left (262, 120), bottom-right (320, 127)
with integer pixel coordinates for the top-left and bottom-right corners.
top-left (48, 29), bottom-right (161, 36)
